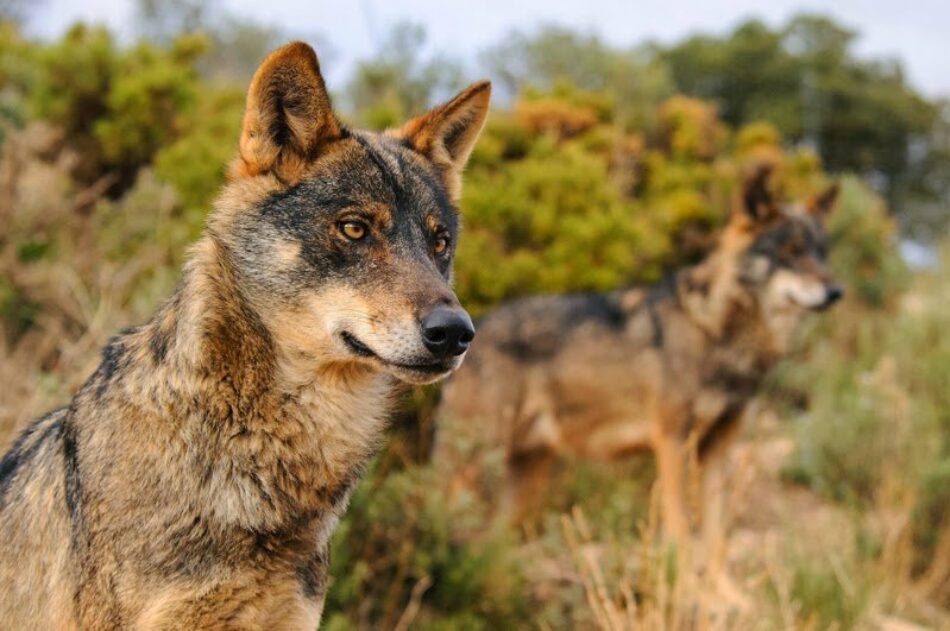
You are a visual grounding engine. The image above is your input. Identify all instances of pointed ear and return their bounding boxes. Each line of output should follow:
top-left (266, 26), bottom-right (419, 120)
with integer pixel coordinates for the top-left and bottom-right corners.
top-left (394, 81), bottom-right (491, 203)
top-left (740, 162), bottom-right (780, 222)
top-left (237, 42), bottom-right (342, 183)
top-left (807, 182), bottom-right (839, 218)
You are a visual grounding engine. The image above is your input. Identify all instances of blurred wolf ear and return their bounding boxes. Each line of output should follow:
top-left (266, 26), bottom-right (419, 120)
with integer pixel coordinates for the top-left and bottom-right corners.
top-left (237, 42), bottom-right (342, 183)
top-left (807, 182), bottom-right (840, 218)
top-left (394, 81), bottom-right (491, 203)
top-left (740, 162), bottom-right (780, 222)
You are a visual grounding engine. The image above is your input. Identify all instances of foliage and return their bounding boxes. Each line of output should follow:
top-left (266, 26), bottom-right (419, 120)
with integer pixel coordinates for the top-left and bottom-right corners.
top-left (783, 246), bottom-right (950, 573)
top-left (324, 464), bottom-right (527, 630)
top-left (17, 24), bottom-right (205, 191)
top-left (153, 86), bottom-right (244, 233)
top-left (134, 0), bottom-right (290, 83)
top-left (482, 25), bottom-right (673, 132)
top-left (659, 14), bottom-right (946, 231)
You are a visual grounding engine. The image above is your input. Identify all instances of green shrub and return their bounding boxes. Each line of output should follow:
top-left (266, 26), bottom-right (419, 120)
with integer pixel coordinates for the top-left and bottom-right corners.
top-left (27, 25), bottom-right (205, 190)
top-left (324, 463), bottom-right (528, 629)
top-left (789, 561), bottom-right (868, 629)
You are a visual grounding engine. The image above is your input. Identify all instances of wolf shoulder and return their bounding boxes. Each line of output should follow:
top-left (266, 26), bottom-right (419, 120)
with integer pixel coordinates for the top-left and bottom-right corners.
top-left (0, 407), bottom-right (76, 629)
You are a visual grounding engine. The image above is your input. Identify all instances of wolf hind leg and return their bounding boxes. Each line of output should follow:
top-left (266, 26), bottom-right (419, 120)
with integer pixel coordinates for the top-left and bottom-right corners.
top-left (499, 449), bottom-right (556, 536)
top-left (696, 414), bottom-right (752, 610)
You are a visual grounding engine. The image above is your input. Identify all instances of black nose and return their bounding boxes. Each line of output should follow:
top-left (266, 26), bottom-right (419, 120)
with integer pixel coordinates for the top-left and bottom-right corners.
top-left (421, 308), bottom-right (475, 360)
top-left (826, 284), bottom-right (844, 305)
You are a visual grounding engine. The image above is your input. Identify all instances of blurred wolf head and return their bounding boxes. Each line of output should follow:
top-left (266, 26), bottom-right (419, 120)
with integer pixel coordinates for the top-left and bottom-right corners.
top-left (208, 42), bottom-right (490, 385)
top-left (736, 164), bottom-right (842, 311)
top-left (685, 163), bottom-right (842, 351)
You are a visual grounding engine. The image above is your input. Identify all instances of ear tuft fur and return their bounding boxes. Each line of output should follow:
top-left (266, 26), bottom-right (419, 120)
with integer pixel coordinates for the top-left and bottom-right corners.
top-left (393, 81), bottom-right (491, 203)
top-left (237, 41), bottom-right (341, 183)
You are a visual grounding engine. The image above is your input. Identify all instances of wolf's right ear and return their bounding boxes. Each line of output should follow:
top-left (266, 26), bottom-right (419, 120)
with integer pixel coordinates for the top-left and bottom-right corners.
top-left (740, 162), bottom-right (779, 223)
top-left (237, 42), bottom-right (342, 183)
top-left (393, 81), bottom-right (491, 204)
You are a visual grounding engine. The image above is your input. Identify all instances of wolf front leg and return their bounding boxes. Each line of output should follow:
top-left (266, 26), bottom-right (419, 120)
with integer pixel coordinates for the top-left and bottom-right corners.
top-left (651, 428), bottom-right (692, 543)
top-left (697, 408), bottom-right (745, 572)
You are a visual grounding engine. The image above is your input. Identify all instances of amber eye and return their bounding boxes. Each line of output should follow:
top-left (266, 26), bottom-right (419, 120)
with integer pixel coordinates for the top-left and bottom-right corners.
top-left (433, 236), bottom-right (450, 255)
top-left (339, 221), bottom-right (367, 241)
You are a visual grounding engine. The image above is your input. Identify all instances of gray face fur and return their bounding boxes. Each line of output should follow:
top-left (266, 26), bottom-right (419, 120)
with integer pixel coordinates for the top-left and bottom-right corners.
top-left (211, 42), bottom-right (489, 386)
top-left (220, 131), bottom-right (470, 385)
top-left (742, 209), bottom-right (842, 311)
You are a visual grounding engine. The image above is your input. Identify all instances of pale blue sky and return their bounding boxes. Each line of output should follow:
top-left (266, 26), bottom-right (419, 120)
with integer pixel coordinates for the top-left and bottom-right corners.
top-left (26, 0), bottom-right (950, 98)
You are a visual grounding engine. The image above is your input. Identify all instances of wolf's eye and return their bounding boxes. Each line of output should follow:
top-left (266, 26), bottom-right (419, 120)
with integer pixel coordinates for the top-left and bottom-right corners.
top-left (433, 236), bottom-right (450, 255)
top-left (339, 221), bottom-right (367, 241)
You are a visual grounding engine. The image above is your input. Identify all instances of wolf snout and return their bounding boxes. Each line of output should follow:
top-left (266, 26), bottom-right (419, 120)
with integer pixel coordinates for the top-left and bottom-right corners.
top-left (820, 284), bottom-right (844, 309)
top-left (421, 308), bottom-right (475, 359)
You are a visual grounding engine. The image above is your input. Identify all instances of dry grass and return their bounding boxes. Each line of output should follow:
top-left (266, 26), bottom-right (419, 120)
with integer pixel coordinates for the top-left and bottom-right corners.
top-left (554, 417), bottom-right (950, 630)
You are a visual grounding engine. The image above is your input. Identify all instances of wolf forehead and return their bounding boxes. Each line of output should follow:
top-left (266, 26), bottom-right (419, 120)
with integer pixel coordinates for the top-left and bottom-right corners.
top-left (256, 131), bottom-right (460, 241)
top-left (748, 212), bottom-right (829, 262)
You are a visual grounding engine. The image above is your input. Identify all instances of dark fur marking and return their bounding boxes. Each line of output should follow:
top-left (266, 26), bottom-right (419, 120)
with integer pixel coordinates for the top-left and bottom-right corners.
top-left (0, 410), bottom-right (64, 504)
top-left (642, 275), bottom-right (678, 348)
top-left (494, 293), bottom-right (627, 361)
top-left (149, 328), bottom-right (170, 364)
top-left (94, 337), bottom-right (128, 399)
top-left (747, 215), bottom-right (828, 275)
top-left (352, 135), bottom-right (407, 206)
top-left (61, 414), bottom-right (84, 544)
top-left (296, 550), bottom-right (328, 599)
top-left (147, 513), bottom-right (224, 579)
top-left (698, 399), bottom-right (747, 457)
top-left (646, 303), bottom-right (665, 348)
top-left (390, 144), bottom-right (457, 222)
top-left (316, 462), bottom-right (364, 509)
top-left (150, 292), bottom-right (181, 364)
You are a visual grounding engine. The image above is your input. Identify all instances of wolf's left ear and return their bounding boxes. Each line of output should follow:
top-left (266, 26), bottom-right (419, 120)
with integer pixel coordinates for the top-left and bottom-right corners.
top-left (394, 81), bottom-right (491, 203)
top-left (237, 41), bottom-right (342, 183)
top-left (807, 182), bottom-right (839, 218)
top-left (740, 162), bottom-right (780, 222)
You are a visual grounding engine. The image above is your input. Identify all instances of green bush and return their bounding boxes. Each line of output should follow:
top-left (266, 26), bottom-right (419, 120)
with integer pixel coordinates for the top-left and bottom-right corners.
top-left (324, 463), bottom-right (528, 629)
top-left (788, 561), bottom-right (868, 629)
top-left (25, 25), bottom-right (205, 190)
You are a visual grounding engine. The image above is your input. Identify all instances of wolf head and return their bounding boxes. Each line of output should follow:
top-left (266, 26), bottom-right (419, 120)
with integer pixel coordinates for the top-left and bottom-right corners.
top-left (734, 164), bottom-right (842, 313)
top-left (208, 42), bottom-right (490, 385)
top-left (681, 162), bottom-right (843, 352)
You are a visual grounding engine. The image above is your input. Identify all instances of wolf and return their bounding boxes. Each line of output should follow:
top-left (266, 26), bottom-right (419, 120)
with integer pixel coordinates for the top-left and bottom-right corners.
top-left (435, 165), bottom-right (841, 543)
top-left (0, 42), bottom-right (489, 629)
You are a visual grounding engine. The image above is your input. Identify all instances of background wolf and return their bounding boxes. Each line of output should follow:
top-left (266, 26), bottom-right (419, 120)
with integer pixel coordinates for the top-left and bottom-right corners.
top-left (436, 165), bottom-right (842, 543)
top-left (0, 42), bottom-right (489, 628)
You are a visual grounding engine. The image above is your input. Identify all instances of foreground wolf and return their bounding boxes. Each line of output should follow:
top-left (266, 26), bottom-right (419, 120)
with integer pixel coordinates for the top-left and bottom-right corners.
top-left (436, 166), bottom-right (841, 540)
top-left (0, 42), bottom-right (489, 628)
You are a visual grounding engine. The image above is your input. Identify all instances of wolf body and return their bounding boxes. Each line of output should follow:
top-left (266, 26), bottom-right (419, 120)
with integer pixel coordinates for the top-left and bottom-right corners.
top-left (0, 42), bottom-right (489, 629)
top-left (436, 168), bottom-right (841, 539)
